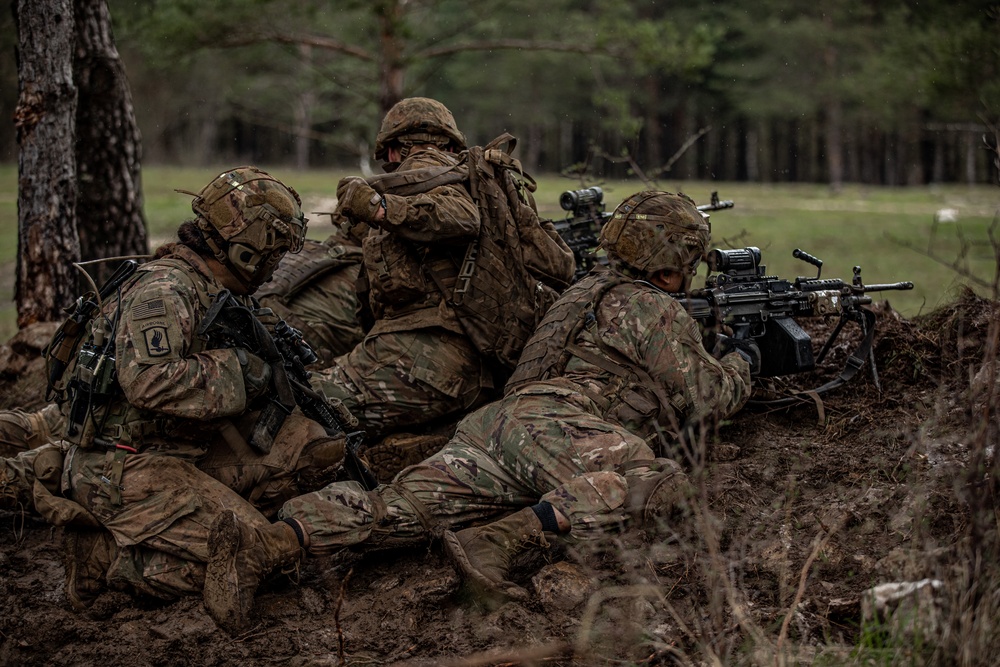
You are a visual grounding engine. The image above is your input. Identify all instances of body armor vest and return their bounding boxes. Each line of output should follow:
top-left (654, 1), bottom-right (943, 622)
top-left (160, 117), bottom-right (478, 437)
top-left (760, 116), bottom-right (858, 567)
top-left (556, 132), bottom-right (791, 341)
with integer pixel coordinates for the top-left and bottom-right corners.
top-left (64, 256), bottom-right (221, 451)
top-left (255, 237), bottom-right (362, 303)
top-left (506, 269), bottom-right (627, 391)
top-left (506, 268), bottom-right (682, 444)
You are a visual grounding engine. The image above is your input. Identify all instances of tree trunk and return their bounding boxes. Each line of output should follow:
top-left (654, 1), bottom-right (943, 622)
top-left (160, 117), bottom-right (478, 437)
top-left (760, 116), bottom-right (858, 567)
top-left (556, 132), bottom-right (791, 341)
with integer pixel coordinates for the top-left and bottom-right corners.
top-left (376, 0), bottom-right (406, 115)
top-left (643, 75), bottom-right (662, 169)
top-left (294, 43), bottom-right (314, 170)
top-left (745, 123), bottom-right (760, 182)
top-left (14, 0), bottom-right (80, 326)
top-left (74, 0), bottom-right (148, 284)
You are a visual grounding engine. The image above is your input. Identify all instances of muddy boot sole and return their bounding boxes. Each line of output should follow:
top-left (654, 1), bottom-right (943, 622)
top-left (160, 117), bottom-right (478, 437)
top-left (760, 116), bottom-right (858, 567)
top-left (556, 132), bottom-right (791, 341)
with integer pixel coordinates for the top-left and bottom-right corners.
top-left (441, 530), bottom-right (529, 603)
top-left (204, 510), bottom-right (249, 634)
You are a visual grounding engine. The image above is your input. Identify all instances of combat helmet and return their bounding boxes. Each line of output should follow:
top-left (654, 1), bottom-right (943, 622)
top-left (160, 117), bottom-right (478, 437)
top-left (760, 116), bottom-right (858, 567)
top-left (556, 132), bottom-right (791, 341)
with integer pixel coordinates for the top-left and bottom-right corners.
top-left (190, 166), bottom-right (307, 290)
top-left (374, 97), bottom-right (467, 161)
top-left (599, 191), bottom-right (710, 278)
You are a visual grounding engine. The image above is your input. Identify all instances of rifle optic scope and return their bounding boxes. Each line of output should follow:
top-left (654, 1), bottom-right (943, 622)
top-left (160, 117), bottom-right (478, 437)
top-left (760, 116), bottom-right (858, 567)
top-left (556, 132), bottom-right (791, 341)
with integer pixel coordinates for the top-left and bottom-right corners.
top-left (709, 246), bottom-right (761, 274)
top-left (560, 187), bottom-right (604, 211)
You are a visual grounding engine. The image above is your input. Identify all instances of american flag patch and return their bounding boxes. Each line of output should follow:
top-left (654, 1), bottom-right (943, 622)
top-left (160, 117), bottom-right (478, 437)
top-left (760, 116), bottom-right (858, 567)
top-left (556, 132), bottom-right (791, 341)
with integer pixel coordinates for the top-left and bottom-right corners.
top-left (133, 299), bottom-right (166, 320)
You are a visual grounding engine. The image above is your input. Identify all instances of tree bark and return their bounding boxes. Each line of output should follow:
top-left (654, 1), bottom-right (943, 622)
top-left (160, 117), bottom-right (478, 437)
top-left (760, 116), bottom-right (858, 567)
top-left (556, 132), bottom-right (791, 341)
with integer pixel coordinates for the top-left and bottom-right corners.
top-left (73, 0), bottom-right (148, 283)
top-left (294, 43), bottom-right (315, 170)
top-left (14, 0), bottom-right (80, 326)
top-left (376, 0), bottom-right (406, 115)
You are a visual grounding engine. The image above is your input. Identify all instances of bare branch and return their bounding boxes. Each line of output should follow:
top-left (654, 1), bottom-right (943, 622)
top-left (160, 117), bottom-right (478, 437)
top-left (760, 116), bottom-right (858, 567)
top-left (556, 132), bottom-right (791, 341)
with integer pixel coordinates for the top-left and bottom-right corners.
top-left (652, 126), bottom-right (712, 177)
top-left (415, 38), bottom-right (605, 60)
top-left (215, 32), bottom-right (375, 61)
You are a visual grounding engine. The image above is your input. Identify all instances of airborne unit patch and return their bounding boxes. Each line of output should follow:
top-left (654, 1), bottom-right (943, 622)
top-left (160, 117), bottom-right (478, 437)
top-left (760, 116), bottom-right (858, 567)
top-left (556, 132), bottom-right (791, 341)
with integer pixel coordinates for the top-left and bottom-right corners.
top-left (143, 326), bottom-right (171, 356)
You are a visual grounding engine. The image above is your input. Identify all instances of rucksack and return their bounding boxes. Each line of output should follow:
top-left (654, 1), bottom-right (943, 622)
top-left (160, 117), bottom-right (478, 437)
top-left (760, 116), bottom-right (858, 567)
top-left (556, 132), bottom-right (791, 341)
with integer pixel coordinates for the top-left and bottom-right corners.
top-left (368, 134), bottom-right (565, 373)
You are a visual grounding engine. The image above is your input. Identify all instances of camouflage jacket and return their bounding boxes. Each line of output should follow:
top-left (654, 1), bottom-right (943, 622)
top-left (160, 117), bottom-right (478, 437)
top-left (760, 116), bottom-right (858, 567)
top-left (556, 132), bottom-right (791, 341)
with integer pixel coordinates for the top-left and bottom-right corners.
top-left (506, 268), bottom-right (751, 443)
top-left (361, 146), bottom-right (480, 336)
top-left (90, 244), bottom-right (254, 458)
top-left (256, 233), bottom-right (364, 365)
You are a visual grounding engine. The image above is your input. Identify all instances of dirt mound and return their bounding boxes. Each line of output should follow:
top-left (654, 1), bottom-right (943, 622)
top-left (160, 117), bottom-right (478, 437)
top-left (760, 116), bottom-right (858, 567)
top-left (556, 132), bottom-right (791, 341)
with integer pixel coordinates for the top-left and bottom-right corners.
top-left (2, 296), bottom-right (997, 666)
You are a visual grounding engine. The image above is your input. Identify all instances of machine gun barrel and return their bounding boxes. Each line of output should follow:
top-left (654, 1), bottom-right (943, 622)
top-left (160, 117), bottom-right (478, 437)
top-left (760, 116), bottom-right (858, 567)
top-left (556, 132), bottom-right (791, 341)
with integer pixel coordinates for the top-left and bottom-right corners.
top-left (861, 281), bottom-right (914, 292)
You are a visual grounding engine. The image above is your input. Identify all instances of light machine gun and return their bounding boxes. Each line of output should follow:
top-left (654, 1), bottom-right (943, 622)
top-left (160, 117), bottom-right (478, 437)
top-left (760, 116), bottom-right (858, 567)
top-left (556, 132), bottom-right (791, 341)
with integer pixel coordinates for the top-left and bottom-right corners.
top-left (678, 246), bottom-right (913, 405)
top-left (197, 292), bottom-right (377, 489)
top-left (555, 187), bottom-right (734, 281)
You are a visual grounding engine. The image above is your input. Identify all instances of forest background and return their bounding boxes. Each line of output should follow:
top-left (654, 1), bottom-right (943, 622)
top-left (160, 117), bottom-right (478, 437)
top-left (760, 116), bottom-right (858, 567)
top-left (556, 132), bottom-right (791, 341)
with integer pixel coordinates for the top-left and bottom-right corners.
top-left (0, 0), bottom-right (998, 338)
top-left (0, 0), bottom-right (997, 184)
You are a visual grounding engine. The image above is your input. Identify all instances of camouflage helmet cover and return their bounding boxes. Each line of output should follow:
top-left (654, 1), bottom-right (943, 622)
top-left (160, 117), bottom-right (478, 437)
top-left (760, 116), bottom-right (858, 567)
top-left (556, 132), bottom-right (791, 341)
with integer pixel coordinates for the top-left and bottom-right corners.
top-left (599, 191), bottom-right (711, 276)
top-left (191, 166), bottom-right (307, 289)
top-left (373, 97), bottom-right (467, 161)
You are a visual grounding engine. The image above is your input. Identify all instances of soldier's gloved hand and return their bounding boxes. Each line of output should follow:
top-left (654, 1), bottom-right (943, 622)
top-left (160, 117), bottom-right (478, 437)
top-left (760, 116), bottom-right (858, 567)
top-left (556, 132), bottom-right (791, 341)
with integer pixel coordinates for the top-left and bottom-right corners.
top-left (336, 177), bottom-right (385, 228)
top-left (713, 334), bottom-right (762, 376)
top-left (252, 307), bottom-right (281, 335)
top-left (236, 348), bottom-right (272, 400)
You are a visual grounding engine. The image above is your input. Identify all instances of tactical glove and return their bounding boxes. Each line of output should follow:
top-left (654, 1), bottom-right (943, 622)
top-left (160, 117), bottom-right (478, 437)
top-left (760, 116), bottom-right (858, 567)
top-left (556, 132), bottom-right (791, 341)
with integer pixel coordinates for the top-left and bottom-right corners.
top-left (713, 334), bottom-right (762, 376)
top-left (335, 177), bottom-right (385, 228)
top-left (236, 348), bottom-right (273, 400)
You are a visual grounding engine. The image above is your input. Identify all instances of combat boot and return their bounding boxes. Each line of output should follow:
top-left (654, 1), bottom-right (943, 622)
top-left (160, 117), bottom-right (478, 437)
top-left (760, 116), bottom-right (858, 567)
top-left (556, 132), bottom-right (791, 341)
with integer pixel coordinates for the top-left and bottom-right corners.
top-left (64, 526), bottom-right (118, 610)
top-left (203, 510), bottom-right (302, 634)
top-left (624, 458), bottom-right (693, 535)
top-left (442, 507), bottom-right (549, 602)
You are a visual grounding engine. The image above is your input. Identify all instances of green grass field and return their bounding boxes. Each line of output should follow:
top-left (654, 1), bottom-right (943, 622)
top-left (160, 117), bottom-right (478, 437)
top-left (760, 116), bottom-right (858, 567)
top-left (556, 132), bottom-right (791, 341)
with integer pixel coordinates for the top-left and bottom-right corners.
top-left (1, 163), bottom-right (997, 341)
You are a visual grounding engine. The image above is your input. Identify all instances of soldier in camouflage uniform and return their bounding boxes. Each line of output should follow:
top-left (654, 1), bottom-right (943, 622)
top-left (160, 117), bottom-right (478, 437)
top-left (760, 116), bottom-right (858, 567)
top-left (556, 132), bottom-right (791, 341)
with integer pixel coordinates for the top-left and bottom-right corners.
top-left (203, 191), bottom-right (754, 628)
top-left (44, 168), bottom-right (332, 628)
top-left (310, 97), bottom-right (572, 442)
top-left (255, 229), bottom-right (364, 366)
top-left (0, 231), bottom-right (364, 458)
top-left (0, 405), bottom-right (63, 458)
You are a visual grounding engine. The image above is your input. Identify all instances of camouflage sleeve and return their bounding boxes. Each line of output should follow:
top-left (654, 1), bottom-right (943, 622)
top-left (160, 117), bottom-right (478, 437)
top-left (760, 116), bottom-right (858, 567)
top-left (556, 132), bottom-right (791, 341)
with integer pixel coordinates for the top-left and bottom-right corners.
top-left (380, 150), bottom-right (480, 244)
top-left (519, 215), bottom-right (575, 290)
top-left (115, 269), bottom-right (248, 419)
top-left (621, 288), bottom-right (751, 424)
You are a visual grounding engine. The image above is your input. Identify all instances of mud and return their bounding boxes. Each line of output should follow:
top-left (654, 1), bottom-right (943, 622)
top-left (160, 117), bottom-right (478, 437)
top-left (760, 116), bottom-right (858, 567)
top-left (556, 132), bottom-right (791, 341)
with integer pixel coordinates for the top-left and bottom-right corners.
top-left (1, 291), bottom-right (997, 666)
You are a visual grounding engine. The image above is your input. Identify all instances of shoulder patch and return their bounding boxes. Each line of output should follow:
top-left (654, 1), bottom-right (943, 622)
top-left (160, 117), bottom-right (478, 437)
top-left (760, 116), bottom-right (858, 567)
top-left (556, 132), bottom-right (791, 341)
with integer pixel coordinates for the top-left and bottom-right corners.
top-left (143, 327), bottom-right (171, 356)
top-left (133, 299), bottom-right (167, 320)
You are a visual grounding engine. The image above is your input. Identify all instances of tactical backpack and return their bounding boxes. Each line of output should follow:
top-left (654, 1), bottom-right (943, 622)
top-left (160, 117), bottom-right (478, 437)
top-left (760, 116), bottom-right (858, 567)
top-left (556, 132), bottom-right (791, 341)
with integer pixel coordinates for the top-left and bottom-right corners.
top-left (368, 134), bottom-right (562, 372)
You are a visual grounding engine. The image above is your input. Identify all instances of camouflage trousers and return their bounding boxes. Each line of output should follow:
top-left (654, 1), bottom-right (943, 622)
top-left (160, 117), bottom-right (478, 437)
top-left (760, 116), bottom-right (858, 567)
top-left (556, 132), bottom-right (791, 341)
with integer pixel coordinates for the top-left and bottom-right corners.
top-left (55, 411), bottom-right (340, 599)
top-left (0, 443), bottom-right (64, 512)
top-left (66, 447), bottom-right (275, 599)
top-left (280, 384), bottom-right (666, 555)
top-left (0, 403), bottom-right (63, 457)
top-left (310, 327), bottom-right (494, 441)
top-left (0, 408), bottom-right (340, 519)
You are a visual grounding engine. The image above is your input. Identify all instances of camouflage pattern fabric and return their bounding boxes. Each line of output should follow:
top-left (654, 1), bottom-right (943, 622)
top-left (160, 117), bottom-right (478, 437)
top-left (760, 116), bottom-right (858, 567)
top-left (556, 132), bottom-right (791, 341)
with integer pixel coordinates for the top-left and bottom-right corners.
top-left (0, 403), bottom-right (63, 457)
top-left (256, 234), bottom-right (364, 365)
top-left (310, 327), bottom-right (492, 441)
top-left (280, 278), bottom-right (751, 552)
top-left (52, 246), bottom-right (333, 598)
top-left (258, 262), bottom-right (362, 364)
top-left (0, 443), bottom-right (64, 512)
top-left (316, 146), bottom-right (495, 441)
top-left (66, 447), bottom-right (276, 599)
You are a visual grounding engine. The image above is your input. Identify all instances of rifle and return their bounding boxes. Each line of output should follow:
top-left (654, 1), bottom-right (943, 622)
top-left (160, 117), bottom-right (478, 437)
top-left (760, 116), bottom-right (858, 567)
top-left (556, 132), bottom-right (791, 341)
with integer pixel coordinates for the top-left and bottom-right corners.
top-left (555, 187), bottom-right (734, 281)
top-left (197, 291), bottom-right (377, 489)
top-left (678, 246), bottom-right (913, 405)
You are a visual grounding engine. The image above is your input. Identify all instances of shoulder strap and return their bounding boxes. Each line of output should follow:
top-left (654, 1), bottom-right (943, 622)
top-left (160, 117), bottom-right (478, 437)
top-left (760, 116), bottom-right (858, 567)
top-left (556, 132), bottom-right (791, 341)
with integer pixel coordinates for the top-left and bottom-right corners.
top-left (367, 160), bottom-right (469, 197)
